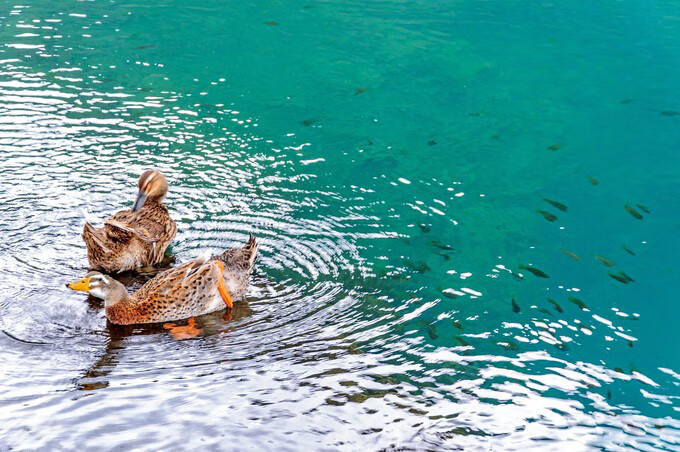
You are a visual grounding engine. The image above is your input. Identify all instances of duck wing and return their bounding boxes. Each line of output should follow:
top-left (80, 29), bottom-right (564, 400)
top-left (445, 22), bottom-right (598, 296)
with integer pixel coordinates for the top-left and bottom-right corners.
top-left (109, 209), bottom-right (163, 241)
top-left (82, 222), bottom-right (112, 253)
top-left (130, 257), bottom-right (227, 321)
top-left (104, 219), bottom-right (158, 243)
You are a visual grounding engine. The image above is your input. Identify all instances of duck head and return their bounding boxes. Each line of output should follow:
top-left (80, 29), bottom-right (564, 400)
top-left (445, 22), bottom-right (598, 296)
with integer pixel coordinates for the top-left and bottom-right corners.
top-left (132, 170), bottom-right (169, 212)
top-left (66, 271), bottom-right (128, 305)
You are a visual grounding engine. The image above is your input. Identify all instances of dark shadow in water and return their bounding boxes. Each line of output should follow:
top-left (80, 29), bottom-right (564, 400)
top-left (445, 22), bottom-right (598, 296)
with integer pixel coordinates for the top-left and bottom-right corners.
top-left (72, 260), bottom-right (267, 392)
top-left (75, 292), bottom-right (253, 391)
top-left (1, 329), bottom-right (51, 346)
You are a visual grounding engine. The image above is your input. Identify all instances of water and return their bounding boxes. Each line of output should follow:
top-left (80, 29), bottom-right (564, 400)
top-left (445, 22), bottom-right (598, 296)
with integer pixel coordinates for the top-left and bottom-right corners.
top-left (0, 0), bottom-right (679, 449)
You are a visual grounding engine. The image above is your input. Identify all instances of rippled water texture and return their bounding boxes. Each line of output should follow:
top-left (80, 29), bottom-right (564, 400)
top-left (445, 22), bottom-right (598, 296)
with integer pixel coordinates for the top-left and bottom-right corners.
top-left (1, 1), bottom-right (679, 450)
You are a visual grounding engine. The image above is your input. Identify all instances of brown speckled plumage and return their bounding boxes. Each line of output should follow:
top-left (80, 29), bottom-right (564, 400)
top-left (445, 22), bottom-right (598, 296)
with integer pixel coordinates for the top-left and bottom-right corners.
top-left (69, 236), bottom-right (258, 325)
top-left (82, 170), bottom-right (177, 273)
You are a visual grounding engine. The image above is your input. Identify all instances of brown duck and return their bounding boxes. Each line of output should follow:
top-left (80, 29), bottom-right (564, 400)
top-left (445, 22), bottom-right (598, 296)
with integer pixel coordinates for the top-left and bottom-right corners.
top-left (82, 170), bottom-right (177, 273)
top-left (67, 236), bottom-right (258, 325)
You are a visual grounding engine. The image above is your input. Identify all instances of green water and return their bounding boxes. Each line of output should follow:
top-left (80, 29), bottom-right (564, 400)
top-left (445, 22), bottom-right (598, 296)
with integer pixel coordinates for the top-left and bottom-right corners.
top-left (0, 0), bottom-right (679, 449)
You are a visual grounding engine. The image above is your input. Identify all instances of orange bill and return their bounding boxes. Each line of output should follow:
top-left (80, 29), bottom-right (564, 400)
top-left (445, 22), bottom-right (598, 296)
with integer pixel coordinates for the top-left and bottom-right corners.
top-left (67, 276), bottom-right (91, 292)
top-left (215, 261), bottom-right (233, 308)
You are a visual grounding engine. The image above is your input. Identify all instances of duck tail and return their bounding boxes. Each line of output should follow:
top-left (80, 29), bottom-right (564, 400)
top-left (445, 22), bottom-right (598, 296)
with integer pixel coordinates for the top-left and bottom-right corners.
top-left (244, 234), bottom-right (258, 267)
top-left (211, 234), bottom-right (258, 269)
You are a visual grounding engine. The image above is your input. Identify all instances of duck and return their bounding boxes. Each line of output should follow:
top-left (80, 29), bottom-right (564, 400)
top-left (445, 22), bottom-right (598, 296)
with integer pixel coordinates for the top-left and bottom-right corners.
top-left (82, 169), bottom-right (177, 273)
top-left (67, 235), bottom-right (258, 325)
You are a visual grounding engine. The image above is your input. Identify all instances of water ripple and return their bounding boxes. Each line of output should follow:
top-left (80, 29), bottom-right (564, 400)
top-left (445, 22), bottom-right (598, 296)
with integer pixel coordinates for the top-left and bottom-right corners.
top-left (0, 1), bottom-right (678, 450)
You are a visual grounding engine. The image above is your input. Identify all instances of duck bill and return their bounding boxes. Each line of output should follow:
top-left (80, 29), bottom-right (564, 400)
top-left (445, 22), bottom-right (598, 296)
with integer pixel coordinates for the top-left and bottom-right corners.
top-left (132, 190), bottom-right (147, 212)
top-left (67, 276), bottom-right (91, 292)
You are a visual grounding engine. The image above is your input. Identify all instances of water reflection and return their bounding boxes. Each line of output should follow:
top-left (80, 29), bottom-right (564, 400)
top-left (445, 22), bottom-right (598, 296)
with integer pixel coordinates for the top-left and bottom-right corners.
top-left (76, 301), bottom-right (254, 391)
top-left (0, 0), bottom-right (679, 449)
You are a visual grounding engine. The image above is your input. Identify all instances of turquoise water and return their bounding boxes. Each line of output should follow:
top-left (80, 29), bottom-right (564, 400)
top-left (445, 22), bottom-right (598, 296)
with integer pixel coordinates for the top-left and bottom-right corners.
top-left (1, 0), bottom-right (679, 449)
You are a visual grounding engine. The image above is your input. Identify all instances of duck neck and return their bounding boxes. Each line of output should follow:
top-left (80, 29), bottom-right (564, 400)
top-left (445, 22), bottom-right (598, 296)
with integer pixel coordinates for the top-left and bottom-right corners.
top-left (146, 195), bottom-right (164, 205)
top-left (104, 284), bottom-right (135, 325)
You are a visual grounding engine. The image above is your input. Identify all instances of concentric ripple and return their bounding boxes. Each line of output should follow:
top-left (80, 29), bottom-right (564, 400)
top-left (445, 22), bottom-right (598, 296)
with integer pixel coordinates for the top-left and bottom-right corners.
top-left (1, 1), bottom-right (679, 450)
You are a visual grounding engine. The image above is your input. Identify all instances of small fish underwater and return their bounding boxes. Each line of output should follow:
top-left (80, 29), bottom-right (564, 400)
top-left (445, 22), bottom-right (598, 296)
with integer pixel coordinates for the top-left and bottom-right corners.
top-left (537, 210), bottom-right (558, 222)
top-left (560, 249), bottom-right (580, 260)
top-left (518, 265), bottom-right (550, 278)
top-left (624, 205), bottom-right (643, 220)
top-left (544, 198), bottom-right (568, 212)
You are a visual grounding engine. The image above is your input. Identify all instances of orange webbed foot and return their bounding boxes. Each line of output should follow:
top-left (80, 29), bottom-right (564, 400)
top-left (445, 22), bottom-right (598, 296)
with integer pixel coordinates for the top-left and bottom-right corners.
top-left (163, 317), bottom-right (201, 340)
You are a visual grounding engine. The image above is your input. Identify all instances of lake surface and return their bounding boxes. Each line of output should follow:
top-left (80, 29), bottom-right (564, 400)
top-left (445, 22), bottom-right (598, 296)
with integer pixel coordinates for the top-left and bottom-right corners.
top-left (0, 0), bottom-right (679, 449)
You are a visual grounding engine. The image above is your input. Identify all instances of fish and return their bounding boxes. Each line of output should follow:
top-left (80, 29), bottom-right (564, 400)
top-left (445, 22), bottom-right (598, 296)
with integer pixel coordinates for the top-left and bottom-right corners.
top-left (547, 298), bottom-right (564, 313)
top-left (537, 308), bottom-right (554, 316)
top-left (607, 390), bottom-right (612, 400)
top-left (434, 252), bottom-right (451, 261)
top-left (428, 139), bottom-right (437, 146)
top-left (636, 204), bottom-right (650, 214)
top-left (468, 112), bottom-right (481, 117)
top-left (454, 336), bottom-right (470, 347)
top-left (622, 245), bottom-right (636, 256)
top-left (544, 198), bottom-right (568, 212)
top-left (426, 323), bottom-right (439, 340)
top-left (595, 255), bottom-right (615, 267)
top-left (628, 340), bottom-right (634, 348)
top-left (568, 296), bottom-right (588, 310)
top-left (660, 111), bottom-right (680, 116)
top-left (497, 340), bottom-right (519, 351)
top-left (431, 240), bottom-right (454, 251)
top-left (560, 249), bottom-right (580, 260)
top-left (453, 320), bottom-right (464, 330)
top-left (347, 343), bottom-right (362, 354)
top-left (302, 118), bottom-right (318, 126)
top-left (353, 87), bottom-right (366, 96)
top-left (135, 44), bottom-right (156, 50)
top-left (518, 265), bottom-right (550, 278)
top-left (555, 342), bottom-right (569, 351)
top-left (621, 99), bottom-right (633, 104)
top-left (609, 271), bottom-right (634, 284)
top-left (418, 224), bottom-right (431, 233)
top-left (537, 210), bottom-right (558, 222)
top-left (624, 205), bottom-right (643, 220)
top-left (614, 367), bottom-right (625, 374)
top-left (511, 298), bottom-right (521, 313)
top-left (263, 20), bottom-right (279, 26)
top-left (619, 271), bottom-right (635, 283)
top-left (403, 259), bottom-right (430, 273)
top-left (588, 176), bottom-right (599, 186)
top-left (547, 144), bottom-right (561, 151)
